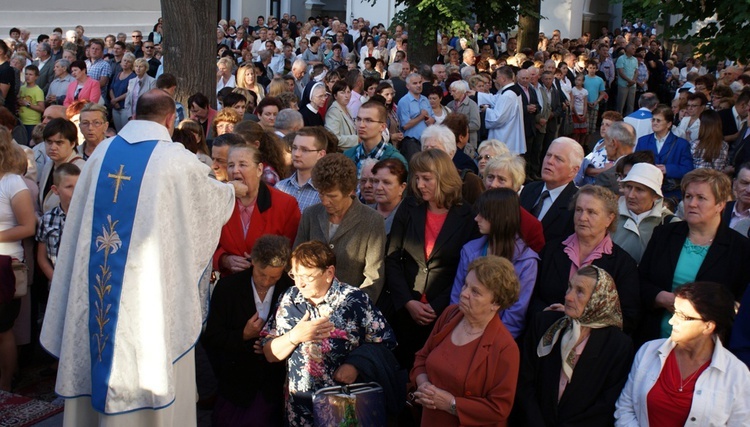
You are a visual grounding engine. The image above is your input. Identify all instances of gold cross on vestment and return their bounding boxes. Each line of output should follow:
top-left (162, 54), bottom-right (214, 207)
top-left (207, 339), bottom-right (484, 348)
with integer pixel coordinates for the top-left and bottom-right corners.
top-left (107, 165), bottom-right (131, 203)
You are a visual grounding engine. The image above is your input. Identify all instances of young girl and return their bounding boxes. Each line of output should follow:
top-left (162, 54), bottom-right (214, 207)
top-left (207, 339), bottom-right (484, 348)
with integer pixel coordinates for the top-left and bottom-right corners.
top-left (571, 73), bottom-right (588, 147)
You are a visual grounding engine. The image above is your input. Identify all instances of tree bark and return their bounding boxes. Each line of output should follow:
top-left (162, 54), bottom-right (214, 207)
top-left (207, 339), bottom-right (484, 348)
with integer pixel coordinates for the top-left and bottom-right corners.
top-left (518, 0), bottom-right (541, 53)
top-left (161, 0), bottom-right (217, 107)
top-left (407, 27), bottom-right (436, 68)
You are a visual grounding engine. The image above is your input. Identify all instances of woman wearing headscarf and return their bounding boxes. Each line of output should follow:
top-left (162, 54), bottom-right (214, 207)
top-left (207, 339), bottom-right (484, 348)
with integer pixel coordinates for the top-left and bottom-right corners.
top-left (529, 185), bottom-right (641, 334)
top-left (513, 265), bottom-right (633, 426)
top-left (615, 282), bottom-right (750, 426)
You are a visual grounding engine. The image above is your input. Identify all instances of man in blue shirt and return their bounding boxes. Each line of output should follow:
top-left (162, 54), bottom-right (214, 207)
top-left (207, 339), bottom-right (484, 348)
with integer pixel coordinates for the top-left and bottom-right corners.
top-left (397, 73), bottom-right (435, 141)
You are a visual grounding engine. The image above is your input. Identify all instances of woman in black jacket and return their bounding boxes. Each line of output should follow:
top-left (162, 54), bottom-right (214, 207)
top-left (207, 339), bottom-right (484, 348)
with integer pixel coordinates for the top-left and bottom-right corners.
top-left (383, 149), bottom-right (480, 370)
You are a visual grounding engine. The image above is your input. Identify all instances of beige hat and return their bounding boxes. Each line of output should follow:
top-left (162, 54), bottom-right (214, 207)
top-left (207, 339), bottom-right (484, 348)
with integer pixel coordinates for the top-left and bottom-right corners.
top-left (620, 163), bottom-right (663, 197)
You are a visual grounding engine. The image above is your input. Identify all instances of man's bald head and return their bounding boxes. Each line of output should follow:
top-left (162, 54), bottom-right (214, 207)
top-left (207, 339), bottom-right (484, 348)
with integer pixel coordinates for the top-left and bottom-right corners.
top-left (135, 89), bottom-right (177, 134)
top-left (43, 105), bottom-right (66, 125)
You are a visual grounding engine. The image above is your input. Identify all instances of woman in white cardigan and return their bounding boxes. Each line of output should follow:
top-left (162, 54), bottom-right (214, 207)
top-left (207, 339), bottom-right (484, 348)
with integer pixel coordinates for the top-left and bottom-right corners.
top-left (324, 81), bottom-right (358, 150)
top-left (615, 281), bottom-right (750, 427)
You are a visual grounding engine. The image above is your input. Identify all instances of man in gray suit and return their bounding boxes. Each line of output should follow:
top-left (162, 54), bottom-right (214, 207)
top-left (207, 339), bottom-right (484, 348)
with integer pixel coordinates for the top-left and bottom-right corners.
top-left (33, 42), bottom-right (55, 94)
top-left (595, 121), bottom-right (636, 194)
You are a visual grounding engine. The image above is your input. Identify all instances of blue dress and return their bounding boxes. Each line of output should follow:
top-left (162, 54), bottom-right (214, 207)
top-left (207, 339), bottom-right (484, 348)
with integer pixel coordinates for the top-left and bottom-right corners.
top-left (111, 71), bottom-right (135, 107)
top-left (261, 279), bottom-right (396, 427)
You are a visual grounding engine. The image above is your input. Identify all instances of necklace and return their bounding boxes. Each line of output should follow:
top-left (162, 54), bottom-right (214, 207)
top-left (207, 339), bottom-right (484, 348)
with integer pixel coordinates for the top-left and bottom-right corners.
top-left (462, 320), bottom-right (484, 336)
top-left (688, 231), bottom-right (714, 246)
top-left (678, 366), bottom-right (704, 392)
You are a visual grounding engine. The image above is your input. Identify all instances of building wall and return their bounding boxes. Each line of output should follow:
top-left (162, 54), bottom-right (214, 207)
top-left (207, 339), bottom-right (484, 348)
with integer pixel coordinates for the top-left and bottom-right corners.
top-left (1, 0), bottom-right (160, 39)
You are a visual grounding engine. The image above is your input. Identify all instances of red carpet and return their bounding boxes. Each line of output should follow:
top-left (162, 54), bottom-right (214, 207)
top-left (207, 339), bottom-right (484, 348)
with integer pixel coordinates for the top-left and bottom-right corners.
top-left (0, 390), bottom-right (63, 427)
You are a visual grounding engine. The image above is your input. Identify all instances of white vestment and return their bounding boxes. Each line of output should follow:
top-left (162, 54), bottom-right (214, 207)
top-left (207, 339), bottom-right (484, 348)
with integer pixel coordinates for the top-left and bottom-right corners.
top-left (479, 83), bottom-right (527, 155)
top-left (40, 120), bottom-right (235, 424)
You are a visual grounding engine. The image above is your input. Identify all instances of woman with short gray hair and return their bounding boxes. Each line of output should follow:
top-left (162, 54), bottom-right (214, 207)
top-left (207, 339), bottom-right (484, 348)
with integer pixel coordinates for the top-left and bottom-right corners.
top-left (109, 52), bottom-right (136, 131)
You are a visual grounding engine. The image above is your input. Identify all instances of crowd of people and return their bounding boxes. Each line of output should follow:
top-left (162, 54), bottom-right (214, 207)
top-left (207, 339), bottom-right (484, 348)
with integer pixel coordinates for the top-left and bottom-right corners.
top-left (1, 13), bottom-right (750, 427)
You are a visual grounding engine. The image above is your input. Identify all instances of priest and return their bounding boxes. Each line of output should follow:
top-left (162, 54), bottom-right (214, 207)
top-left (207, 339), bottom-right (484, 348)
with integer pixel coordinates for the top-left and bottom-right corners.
top-left (40, 90), bottom-right (239, 426)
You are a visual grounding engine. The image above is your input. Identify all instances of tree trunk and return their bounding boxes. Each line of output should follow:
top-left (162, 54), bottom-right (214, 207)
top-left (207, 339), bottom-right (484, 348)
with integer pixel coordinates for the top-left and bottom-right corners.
top-left (518, 0), bottom-right (541, 53)
top-left (161, 0), bottom-right (217, 107)
top-left (406, 26), bottom-right (436, 68)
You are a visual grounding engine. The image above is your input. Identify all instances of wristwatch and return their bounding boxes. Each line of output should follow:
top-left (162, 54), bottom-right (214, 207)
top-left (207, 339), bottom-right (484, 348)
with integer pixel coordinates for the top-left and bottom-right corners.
top-left (449, 397), bottom-right (457, 415)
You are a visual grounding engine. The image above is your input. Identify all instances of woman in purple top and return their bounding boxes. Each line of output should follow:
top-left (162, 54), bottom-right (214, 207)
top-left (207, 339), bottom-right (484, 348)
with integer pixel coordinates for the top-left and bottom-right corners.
top-left (449, 188), bottom-right (539, 338)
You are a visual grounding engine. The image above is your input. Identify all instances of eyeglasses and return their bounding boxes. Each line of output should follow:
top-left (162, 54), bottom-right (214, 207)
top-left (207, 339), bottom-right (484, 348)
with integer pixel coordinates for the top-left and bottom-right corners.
top-left (132, 35), bottom-right (142, 38)
top-left (80, 120), bottom-right (105, 128)
top-left (687, 103), bottom-right (702, 108)
top-left (478, 154), bottom-right (494, 160)
top-left (354, 117), bottom-right (384, 125)
top-left (288, 270), bottom-right (323, 282)
top-left (672, 311), bottom-right (704, 322)
top-left (291, 145), bottom-right (323, 154)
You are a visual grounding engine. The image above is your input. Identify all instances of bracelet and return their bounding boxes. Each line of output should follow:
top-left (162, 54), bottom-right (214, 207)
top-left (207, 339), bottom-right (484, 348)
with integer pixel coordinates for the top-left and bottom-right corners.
top-left (287, 331), bottom-right (299, 346)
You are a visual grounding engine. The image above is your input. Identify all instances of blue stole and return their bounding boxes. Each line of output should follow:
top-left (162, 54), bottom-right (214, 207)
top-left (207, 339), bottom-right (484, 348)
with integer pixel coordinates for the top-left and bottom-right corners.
top-left (88, 136), bottom-right (158, 412)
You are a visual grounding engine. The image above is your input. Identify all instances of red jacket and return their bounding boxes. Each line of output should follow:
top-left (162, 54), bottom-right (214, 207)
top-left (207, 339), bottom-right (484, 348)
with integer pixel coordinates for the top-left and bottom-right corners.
top-left (411, 305), bottom-right (519, 427)
top-left (213, 183), bottom-right (300, 275)
top-left (520, 207), bottom-right (545, 253)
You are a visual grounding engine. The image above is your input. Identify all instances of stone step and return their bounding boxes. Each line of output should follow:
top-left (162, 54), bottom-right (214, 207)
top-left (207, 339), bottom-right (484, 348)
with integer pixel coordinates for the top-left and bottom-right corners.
top-left (1, 10), bottom-right (160, 40)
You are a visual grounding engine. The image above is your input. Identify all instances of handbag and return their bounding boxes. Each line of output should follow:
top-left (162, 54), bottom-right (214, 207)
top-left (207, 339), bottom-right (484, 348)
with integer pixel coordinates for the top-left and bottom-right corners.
top-left (12, 259), bottom-right (27, 298)
top-left (312, 382), bottom-right (385, 427)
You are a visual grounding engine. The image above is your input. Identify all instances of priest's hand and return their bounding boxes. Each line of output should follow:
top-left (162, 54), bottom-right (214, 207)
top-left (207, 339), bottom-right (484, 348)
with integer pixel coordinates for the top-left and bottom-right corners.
top-left (222, 254), bottom-right (251, 273)
top-left (231, 180), bottom-right (249, 198)
top-left (243, 312), bottom-right (265, 340)
top-left (333, 363), bottom-right (358, 384)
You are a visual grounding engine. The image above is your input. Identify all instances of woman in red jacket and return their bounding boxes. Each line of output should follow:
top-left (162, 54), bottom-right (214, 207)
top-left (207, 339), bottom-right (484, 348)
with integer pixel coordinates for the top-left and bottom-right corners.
top-left (411, 255), bottom-right (520, 426)
top-left (213, 145), bottom-right (300, 276)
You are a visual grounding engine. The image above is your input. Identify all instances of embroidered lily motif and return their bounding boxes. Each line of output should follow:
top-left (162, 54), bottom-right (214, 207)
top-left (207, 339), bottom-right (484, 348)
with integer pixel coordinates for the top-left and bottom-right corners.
top-left (93, 215), bottom-right (120, 361)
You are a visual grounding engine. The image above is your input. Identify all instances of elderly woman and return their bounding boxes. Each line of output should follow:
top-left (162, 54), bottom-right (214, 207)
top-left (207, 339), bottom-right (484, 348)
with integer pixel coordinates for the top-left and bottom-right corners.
top-left (449, 189), bottom-right (539, 339)
top-left (515, 265), bottom-right (633, 426)
top-left (477, 139), bottom-right (510, 177)
top-left (233, 120), bottom-right (289, 185)
top-left (236, 63), bottom-right (265, 101)
top-left (216, 57), bottom-right (236, 101)
top-left (109, 52), bottom-right (136, 131)
top-left (211, 108), bottom-right (242, 137)
top-left (262, 241), bottom-right (396, 426)
top-left (634, 105), bottom-right (693, 200)
top-left (413, 255), bottom-right (520, 426)
top-left (324, 81), bottom-right (357, 148)
top-left (63, 60), bottom-right (100, 106)
top-left (371, 158), bottom-right (408, 235)
top-left (483, 154), bottom-right (545, 254)
top-left (612, 163), bottom-right (676, 264)
top-left (615, 282), bottom-right (750, 425)
top-left (202, 235), bottom-right (293, 427)
top-left (446, 80), bottom-right (481, 150)
top-left (637, 169), bottom-right (750, 342)
top-left (213, 145), bottom-right (300, 277)
top-left (385, 149), bottom-right (480, 370)
top-left (124, 58), bottom-right (156, 121)
top-left (294, 153), bottom-right (385, 303)
top-left (0, 127), bottom-right (36, 391)
top-left (299, 83), bottom-right (326, 127)
top-left (529, 185), bottom-right (641, 334)
top-left (78, 103), bottom-right (109, 160)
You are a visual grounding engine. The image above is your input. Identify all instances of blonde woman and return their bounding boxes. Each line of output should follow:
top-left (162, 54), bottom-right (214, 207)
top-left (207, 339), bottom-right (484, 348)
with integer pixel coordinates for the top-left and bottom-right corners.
top-left (236, 63), bottom-right (265, 101)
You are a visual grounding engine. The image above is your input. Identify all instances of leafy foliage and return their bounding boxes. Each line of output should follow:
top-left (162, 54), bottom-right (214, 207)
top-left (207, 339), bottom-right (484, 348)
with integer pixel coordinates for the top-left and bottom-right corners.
top-left (622, 0), bottom-right (750, 62)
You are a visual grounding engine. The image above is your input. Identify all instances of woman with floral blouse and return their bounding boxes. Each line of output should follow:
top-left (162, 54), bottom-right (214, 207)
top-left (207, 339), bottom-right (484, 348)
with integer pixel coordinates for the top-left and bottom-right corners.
top-left (262, 240), bottom-right (396, 426)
